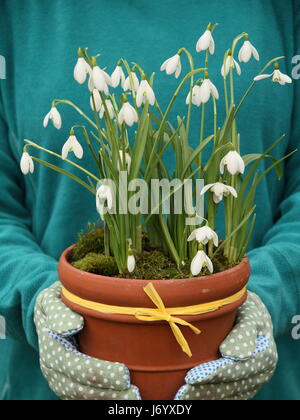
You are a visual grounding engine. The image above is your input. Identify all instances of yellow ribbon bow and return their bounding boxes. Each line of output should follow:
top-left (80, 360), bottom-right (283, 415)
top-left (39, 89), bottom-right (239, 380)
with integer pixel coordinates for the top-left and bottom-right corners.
top-left (61, 283), bottom-right (247, 358)
top-left (135, 283), bottom-right (201, 358)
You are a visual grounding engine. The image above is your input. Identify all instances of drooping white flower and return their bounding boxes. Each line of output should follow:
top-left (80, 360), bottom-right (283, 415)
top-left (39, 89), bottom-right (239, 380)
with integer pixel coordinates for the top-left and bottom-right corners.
top-left (96, 184), bottom-right (114, 219)
top-left (92, 66), bottom-right (111, 94)
top-left (99, 99), bottom-right (115, 120)
top-left (90, 89), bottom-right (102, 112)
top-left (118, 102), bottom-right (138, 127)
top-left (220, 151), bottom-right (245, 176)
top-left (221, 55), bottom-right (242, 77)
top-left (127, 255), bottom-right (136, 273)
top-left (188, 226), bottom-right (219, 247)
top-left (254, 69), bottom-right (292, 85)
top-left (74, 57), bottom-right (91, 84)
top-left (196, 30), bottom-right (215, 55)
top-left (160, 54), bottom-right (182, 79)
top-left (118, 150), bottom-right (132, 173)
top-left (201, 183), bottom-right (238, 204)
top-left (199, 77), bottom-right (219, 103)
top-left (191, 250), bottom-right (214, 276)
top-left (238, 40), bottom-right (259, 63)
top-left (136, 80), bottom-right (156, 107)
top-left (111, 65), bottom-right (126, 88)
top-left (123, 72), bottom-right (140, 92)
top-left (43, 107), bottom-right (62, 130)
top-left (186, 85), bottom-right (202, 107)
top-left (20, 152), bottom-right (34, 175)
top-left (62, 135), bottom-right (83, 160)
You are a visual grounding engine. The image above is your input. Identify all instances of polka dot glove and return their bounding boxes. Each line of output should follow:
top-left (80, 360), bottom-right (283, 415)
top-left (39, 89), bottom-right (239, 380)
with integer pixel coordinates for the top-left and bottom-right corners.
top-left (34, 282), bottom-right (141, 400)
top-left (175, 292), bottom-right (278, 401)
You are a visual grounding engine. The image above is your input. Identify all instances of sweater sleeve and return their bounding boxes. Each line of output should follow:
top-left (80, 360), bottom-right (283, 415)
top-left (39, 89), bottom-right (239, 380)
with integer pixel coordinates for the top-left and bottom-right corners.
top-left (248, 1), bottom-right (300, 337)
top-left (0, 113), bottom-right (58, 351)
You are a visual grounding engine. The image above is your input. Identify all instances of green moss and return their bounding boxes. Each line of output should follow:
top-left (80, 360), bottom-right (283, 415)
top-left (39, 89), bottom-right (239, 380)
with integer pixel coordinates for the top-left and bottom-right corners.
top-left (72, 229), bottom-right (105, 261)
top-left (121, 250), bottom-right (191, 280)
top-left (72, 252), bottom-right (119, 276)
top-left (71, 228), bottom-right (236, 280)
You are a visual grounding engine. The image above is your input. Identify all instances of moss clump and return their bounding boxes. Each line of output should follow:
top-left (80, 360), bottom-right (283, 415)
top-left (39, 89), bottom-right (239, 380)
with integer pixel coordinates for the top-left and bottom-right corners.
top-left (72, 229), bottom-right (105, 262)
top-left (72, 252), bottom-right (119, 276)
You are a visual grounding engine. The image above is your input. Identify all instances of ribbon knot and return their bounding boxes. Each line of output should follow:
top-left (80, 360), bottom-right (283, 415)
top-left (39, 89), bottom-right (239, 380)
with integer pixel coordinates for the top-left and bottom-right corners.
top-left (134, 283), bottom-right (201, 358)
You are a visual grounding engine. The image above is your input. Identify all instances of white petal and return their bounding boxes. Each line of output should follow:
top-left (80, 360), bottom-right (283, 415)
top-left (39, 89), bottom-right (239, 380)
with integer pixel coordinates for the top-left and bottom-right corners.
top-left (127, 255), bottom-right (136, 273)
top-left (92, 67), bottom-right (106, 91)
top-left (166, 55), bottom-right (180, 75)
top-left (200, 80), bottom-right (211, 104)
top-left (209, 37), bottom-right (215, 55)
top-left (210, 81), bottom-right (219, 100)
top-left (43, 112), bottom-right (50, 128)
top-left (175, 60), bottom-right (182, 79)
top-left (200, 184), bottom-right (214, 195)
top-left (51, 107), bottom-right (62, 130)
top-left (254, 74), bottom-right (272, 82)
top-left (74, 58), bottom-right (88, 84)
top-left (62, 140), bottom-right (71, 160)
top-left (279, 71), bottom-right (292, 84)
top-left (160, 58), bottom-right (170, 72)
top-left (234, 59), bottom-right (242, 76)
top-left (197, 31), bottom-right (212, 52)
top-left (20, 153), bottom-right (30, 175)
top-left (213, 193), bottom-right (223, 204)
top-left (72, 138), bottom-right (84, 159)
top-left (251, 45), bottom-right (260, 61)
top-left (226, 185), bottom-right (238, 198)
top-left (187, 230), bottom-right (196, 242)
top-left (191, 252), bottom-right (203, 276)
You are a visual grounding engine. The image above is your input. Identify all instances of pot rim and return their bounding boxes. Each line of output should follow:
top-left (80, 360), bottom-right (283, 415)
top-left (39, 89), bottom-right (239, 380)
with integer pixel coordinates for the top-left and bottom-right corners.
top-left (61, 244), bottom-right (248, 283)
top-left (59, 245), bottom-right (250, 308)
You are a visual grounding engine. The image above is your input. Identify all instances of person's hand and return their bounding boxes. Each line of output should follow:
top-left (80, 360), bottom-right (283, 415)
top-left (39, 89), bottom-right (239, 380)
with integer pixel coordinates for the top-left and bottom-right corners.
top-left (34, 282), bottom-right (140, 401)
top-left (175, 292), bottom-right (278, 401)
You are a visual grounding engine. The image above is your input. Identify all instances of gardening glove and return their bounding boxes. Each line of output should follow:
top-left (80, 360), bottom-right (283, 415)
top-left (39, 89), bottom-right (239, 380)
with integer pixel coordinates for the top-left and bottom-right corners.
top-left (34, 282), bottom-right (141, 401)
top-left (175, 292), bottom-right (278, 401)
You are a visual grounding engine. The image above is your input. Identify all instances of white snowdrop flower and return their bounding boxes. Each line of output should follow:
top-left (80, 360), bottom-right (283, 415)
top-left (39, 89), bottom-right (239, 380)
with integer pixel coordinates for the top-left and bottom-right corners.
top-left (127, 255), bottom-right (136, 273)
top-left (99, 99), bottom-right (115, 120)
top-left (96, 184), bottom-right (114, 219)
top-left (220, 151), bottom-right (245, 175)
top-left (160, 54), bottom-right (182, 79)
top-left (196, 30), bottom-right (215, 55)
top-left (118, 151), bottom-right (131, 173)
top-left (199, 76), bottom-right (219, 103)
top-left (118, 102), bottom-right (138, 127)
top-left (191, 251), bottom-right (214, 276)
top-left (123, 72), bottom-right (140, 92)
top-left (92, 66), bottom-right (111, 94)
top-left (238, 40), bottom-right (259, 63)
top-left (74, 57), bottom-right (91, 84)
top-left (201, 182), bottom-right (238, 204)
top-left (111, 65), bottom-right (126, 88)
top-left (62, 135), bottom-right (83, 160)
top-left (20, 152), bottom-right (34, 175)
top-left (188, 226), bottom-right (219, 247)
top-left (254, 69), bottom-right (292, 85)
top-left (90, 89), bottom-right (102, 112)
top-left (43, 107), bottom-right (62, 130)
top-left (221, 55), bottom-right (242, 77)
top-left (136, 80), bottom-right (156, 107)
top-left (186, 85), bottom-right (202, 107)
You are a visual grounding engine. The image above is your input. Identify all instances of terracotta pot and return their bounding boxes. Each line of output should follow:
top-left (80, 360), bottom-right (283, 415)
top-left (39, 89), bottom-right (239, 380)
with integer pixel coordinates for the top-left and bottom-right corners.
top-left (59, 245), bottom-right (250, 401)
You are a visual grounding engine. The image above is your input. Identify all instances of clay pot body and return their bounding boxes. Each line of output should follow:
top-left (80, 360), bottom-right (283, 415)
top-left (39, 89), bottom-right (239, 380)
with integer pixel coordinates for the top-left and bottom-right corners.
top-left (59, 246), bottom-right (250, 400)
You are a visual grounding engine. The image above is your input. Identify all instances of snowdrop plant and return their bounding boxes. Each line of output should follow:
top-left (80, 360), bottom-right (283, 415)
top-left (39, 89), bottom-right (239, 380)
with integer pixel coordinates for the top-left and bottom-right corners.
top-left (21, 27), bottom-right (295, 277)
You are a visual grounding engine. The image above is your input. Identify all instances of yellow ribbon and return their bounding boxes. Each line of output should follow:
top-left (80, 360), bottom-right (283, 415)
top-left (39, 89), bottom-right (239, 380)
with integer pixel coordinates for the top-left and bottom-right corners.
top-left (62, 284), bottom-right (247, 358)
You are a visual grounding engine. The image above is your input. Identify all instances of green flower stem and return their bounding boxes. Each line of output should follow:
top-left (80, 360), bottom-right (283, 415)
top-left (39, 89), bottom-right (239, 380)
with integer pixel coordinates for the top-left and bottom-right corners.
top-left (235, 56), bottom-right (285, 117)
top-left (53, 99), bottom-right (98, 131)
top-left (180, 48), bottom-right (195, 139)
top-left (24, 140), bottom-right (100, 182)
